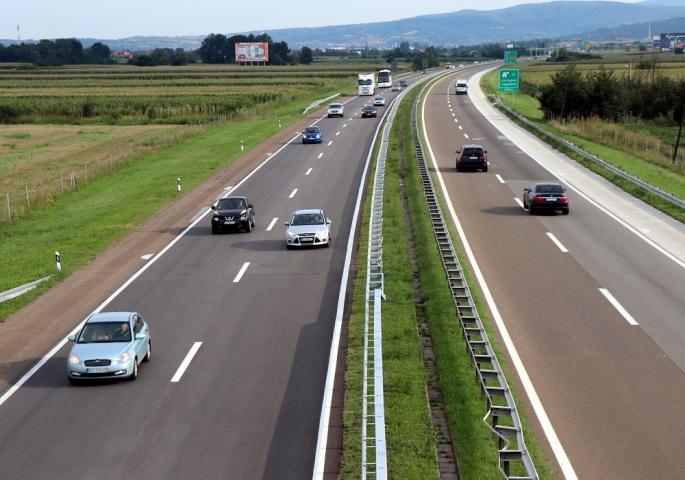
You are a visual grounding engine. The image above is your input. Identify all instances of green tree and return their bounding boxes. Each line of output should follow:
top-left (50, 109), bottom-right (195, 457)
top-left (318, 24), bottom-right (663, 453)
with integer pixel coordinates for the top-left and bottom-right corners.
top-left (299, 46), bottom-right (313, 64)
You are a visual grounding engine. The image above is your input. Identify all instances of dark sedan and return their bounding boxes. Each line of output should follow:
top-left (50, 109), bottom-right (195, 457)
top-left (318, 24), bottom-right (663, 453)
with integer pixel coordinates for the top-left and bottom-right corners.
top-left (361, 105), bottom-right (377, 118)
top-left (522, 183), bottom-right (569, 215)
top-left (211, 196), bottom-right (255, 233)
top-left (456, 145), bottom-right (488, 172)
top-left (302, 126), bottom-right (323, 144)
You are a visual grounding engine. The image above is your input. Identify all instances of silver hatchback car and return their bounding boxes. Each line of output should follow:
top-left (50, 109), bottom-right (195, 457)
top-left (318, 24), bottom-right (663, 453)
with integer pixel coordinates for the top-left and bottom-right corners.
top-left (284, 209), bottom-right (332, 248)
top-left (67, 311), bottom-right (151, 383)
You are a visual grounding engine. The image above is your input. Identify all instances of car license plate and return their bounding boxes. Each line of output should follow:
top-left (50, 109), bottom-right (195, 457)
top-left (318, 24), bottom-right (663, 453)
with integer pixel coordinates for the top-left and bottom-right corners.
top-left (301, 238), bottom-right (314, 243)
top-left (545, 198), bottom-right (557, 202)
top-left (88, 367), bottom-right (108, 374)
top-left (224, 220), bottom-right (235, 224)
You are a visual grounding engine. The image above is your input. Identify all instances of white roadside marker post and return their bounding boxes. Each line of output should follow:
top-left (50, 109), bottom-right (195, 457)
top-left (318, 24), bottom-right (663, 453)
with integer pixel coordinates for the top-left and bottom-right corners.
top-left (240, 139), bottom-right (244, 151)
top-left (177, 177), bottom-right (181, 192)
top-left (55, 251), bottom-right (62, 272)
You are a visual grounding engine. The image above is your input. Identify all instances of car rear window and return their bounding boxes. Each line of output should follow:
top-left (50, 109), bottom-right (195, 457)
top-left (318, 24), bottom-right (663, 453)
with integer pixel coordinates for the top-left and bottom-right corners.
top-left (462, 148), bottom-right (484, 156)
top-left (535, 184), bottom-right (564, 193)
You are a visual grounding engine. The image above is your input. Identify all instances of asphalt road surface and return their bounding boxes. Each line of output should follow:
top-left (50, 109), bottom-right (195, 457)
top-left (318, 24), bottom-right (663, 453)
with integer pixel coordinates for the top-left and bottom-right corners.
top-left (0, 79), bottom-right (414, 480)
top-left (423, 67), bottom-right (685, 479)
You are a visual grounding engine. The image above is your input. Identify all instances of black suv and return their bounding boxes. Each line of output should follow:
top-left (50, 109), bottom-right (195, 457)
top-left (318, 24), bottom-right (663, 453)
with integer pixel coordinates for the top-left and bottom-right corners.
top-left (456, 145), bottom-right (488, 172)
top-left (361, 105), bottom-right (377, 118)
top-left (211, 196), bottom-right (255, 233)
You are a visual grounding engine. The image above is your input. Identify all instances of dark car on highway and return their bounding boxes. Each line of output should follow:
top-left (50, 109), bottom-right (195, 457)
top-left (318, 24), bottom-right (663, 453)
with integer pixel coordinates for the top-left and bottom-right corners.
top-left (211, 196), bottom-right (255, 233)
top-left (302, 126), bottom-right (323, 144)
top-left (456, 145), bottom-right (488, 172)
top-left (361, 105), bottom-right (377, 118)
top-left (522, 183), bottom-right (569, 215)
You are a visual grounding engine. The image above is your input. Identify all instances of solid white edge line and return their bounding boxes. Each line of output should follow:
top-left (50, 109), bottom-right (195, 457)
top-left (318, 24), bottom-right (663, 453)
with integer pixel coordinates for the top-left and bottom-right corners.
top-left (232, 262), bottom-right (250, 283)
top-left (305, 168), bottom-right (313, 176)
top-left (170, 342), bottom-right (203, 382)
top-left (422, 75), bottom-right (579, 480)
top-left (0, 94), bottom-right (360, 409)
top-left (469, 68), bottom-right (685, 271)
top-left (599, 288), bottom-right (639, 325)
top-left (495, 174), bottom-right (505, 184)
top-left (266, 217), bottom-right (278, 231)
top-left (312, 88), bottom-right (407, 480)
top-left (514, 197), bottom-right (525, 209)
top-left (289, 188), bottom-right (298, 199)
top-left (546, 232), bottom-right (569, 253)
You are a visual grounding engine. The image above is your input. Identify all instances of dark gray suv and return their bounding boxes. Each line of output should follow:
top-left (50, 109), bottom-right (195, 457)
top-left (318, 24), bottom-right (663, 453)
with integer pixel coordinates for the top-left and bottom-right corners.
top-left (211, 196), bottom-right (255, 233)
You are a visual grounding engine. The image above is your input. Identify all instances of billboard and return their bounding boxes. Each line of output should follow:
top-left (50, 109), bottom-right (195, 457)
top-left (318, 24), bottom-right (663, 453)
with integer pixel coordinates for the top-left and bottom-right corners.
top-left (235, 42), bottom-right (269, 63)
top-left (660, 33), bottom-right (685, 54)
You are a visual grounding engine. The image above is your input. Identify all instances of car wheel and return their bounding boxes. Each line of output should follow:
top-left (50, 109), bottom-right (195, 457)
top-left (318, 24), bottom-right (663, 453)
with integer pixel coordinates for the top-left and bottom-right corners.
top-left (130, 359), bottom-right (138, 381)
top-left (456, 164), bottom-right (461, 172)
top-left (212, 224), bottom-right (220, 234)
top-left (251, 216), bottom-right (256, 228)
top-left (143, 341), bottom-right (151, 362)
top-left (286, 244), bottom-right (293, 250)
top-left (482, 166), bottom-right (488, 172)
top-left (529, 205), bottom-right (535, 215)
top-left (245, 219), bottom-right (252, 232)
top-left (68, 377), bottom-right (80, 386)
top-left (562, 208), bottom-right (570, 215)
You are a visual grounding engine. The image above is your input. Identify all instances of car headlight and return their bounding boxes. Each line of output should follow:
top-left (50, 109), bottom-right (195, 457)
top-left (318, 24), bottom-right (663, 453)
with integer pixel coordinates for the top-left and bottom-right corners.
top-left (315, 134), bottom-right (320, 138)
top-left (287, 230), bottom-right (297, 238)
top-left (69, 353), bottom-right (80, 365)
top-left (240, 216), bottom-right (246, 220)
top-left (116, 351), bottom-right (132, 364)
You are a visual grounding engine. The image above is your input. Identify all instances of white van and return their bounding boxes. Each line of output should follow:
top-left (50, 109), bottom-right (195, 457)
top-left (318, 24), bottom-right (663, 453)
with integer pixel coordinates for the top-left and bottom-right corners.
top-left (455, 79), bottom-right (468, 95)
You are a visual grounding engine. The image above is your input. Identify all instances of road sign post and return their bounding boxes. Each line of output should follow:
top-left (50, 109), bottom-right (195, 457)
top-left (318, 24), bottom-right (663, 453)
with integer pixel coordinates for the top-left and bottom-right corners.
top-left (499, 69), bottom-right (520, 93)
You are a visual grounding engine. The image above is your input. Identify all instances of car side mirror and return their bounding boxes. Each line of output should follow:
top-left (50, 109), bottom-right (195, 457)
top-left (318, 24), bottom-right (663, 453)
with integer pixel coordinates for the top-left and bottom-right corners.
top-left (484, 150), bottom-right (488, 153)
top-left (135, 333), bottom-right (146, 340)
top-left (211, 205), bottom-right (216, 209)
top-left (283, 222), bottom-right (289, 226)
top-left (68, 335), bottom-right (76, 342)
top-left (456, 149), bottom-right (461, 153)
top-left (248, 204), bottom-right (254, 208)
top-left (327, 219), bottom-right (332, 225)
top-left (523, 187), bottom-right (531, 192)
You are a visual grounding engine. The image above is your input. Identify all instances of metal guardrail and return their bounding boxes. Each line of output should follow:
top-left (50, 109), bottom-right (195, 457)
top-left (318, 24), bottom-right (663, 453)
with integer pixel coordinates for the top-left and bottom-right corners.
top-left (413, 81), bottom-right (538, 479)
top-left (492, 96), bottom-right (685, 210)
top-left (0, 276), bottom-right (52, 304)
top-left (302, 93), bottom-right (342, 115)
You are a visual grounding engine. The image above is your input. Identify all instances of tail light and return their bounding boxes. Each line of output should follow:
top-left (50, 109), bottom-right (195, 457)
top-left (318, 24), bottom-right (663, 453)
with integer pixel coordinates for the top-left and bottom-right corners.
top-left (559, 196), bottom-right (568, 203)
top-left (533, 195), bottom-right (544, 202)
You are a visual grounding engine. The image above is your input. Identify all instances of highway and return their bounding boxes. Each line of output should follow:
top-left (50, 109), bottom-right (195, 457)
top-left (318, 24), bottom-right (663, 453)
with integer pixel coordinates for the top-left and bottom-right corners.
top-left (422, 66), bottom-right (685, 479)
top-left (0, 81), bottom-right (410, 479)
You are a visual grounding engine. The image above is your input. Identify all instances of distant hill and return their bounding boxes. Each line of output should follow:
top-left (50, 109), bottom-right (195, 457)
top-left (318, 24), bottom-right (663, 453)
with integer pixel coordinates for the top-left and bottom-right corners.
top-left (2, 1), bottom-right (685, 52)
top-left (575, 16), bottom-right (685, 41)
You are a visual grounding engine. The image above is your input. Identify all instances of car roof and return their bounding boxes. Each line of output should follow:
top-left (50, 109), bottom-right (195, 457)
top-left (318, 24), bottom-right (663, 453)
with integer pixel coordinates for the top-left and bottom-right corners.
top-left (462, 144), bottom-right (484, 149)
top-left (532, 182), bottom-right (564, 187)
top-left (220, 195), bottom-right (247, 200)
top-left (293, 209), bottom-right (324, 215)
top-left (87, 312), bottom-right (134, 323)
top-left (306, 125), bottom-right (320, 129)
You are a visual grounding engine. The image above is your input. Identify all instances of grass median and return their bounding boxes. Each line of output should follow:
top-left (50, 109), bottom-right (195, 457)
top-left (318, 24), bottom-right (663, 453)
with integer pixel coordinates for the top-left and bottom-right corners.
top-left (0, 93), bottom-right (341, 321)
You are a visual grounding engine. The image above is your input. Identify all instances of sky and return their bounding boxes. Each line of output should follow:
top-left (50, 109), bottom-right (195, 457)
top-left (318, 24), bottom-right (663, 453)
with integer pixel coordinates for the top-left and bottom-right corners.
top-left (3, 0), bottom-right (643, 39)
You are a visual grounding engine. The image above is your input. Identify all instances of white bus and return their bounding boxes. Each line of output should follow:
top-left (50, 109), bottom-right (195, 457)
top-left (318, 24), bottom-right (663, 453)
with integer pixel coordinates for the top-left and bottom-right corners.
top-left (358, 73), bottom-right (376, 96)
top-left (377, 69), bottom-right (392, 88)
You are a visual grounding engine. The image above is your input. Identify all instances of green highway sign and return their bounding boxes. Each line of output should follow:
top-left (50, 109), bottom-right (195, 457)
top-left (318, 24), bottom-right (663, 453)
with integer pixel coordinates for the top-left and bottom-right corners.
top-left (499, 69), bottom-right (519, 93)
top-left (504, 50), bottom-right (518, 64)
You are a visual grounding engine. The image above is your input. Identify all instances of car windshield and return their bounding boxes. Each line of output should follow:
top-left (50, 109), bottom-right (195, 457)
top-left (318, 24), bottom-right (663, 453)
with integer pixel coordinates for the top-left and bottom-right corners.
top-left (217, 198), bottom-right (246, 210)
top-left (535, 184), bottom-right (564, 194)
top-left (78, 321), bottom-right (132, 343)
top-left (329, 104), bottom-right (342, 109)
top-left (304, 127), bottom-right (319, 133)
top-left (363, 106), bottom-right (373, 111)
top-left (374, 96), bottom-right (383, 100)
top-left (291, 213), bottom-right (325, 226)
top-left (463, 148), bottom-right (484, 156)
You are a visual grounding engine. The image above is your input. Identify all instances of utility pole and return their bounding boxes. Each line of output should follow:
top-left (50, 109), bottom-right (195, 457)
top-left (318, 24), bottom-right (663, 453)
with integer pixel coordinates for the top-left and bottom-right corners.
top-left (673, 94), bottom-right (683, 164)
top-left (16, 25), bottom-right (20, 43)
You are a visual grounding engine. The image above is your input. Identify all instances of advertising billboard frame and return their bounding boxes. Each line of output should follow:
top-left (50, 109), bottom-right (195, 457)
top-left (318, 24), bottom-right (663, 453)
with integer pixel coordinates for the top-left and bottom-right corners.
top-left (235, 42), bottom-right (269, 64)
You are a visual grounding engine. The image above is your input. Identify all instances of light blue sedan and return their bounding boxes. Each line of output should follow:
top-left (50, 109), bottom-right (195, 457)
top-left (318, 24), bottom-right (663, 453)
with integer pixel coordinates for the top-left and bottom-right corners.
top-left (67, 312), bottom-right (151, 384)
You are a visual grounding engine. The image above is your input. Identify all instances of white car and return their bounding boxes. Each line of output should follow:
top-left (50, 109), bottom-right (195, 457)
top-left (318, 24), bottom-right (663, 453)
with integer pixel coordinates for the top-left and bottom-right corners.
top-left (327, 103), bottom-right (344, 118)
top-left (391, 84), bottom-right (401, 92)
top-left (284, 209), bottom-right (331, 248)
top-left (373, 95), bottom-right (386, 106)
top-left (455, 79), bottom-right (468, 95)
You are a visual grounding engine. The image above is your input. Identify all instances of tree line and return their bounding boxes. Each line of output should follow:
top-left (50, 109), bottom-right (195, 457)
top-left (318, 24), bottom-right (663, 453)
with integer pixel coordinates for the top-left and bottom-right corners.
top-left (0, 39), bottom-right (112, 66)
top-left (536, 65), bottom-right (685, 125)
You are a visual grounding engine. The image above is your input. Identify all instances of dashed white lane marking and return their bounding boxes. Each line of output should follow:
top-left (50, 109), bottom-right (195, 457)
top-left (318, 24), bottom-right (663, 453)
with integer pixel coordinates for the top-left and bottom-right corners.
top-left (464, 133), bottom-right (469, 139)
top-left (327, 141), bottom-right (333, 146)
top-left (514, 197), bottom-right (525, 209)
top-left (318, 152), bottom-right (324, 159)
top-left (599, 289), bottom-right (639, 325)
top-left (306, 168), bottom-right (313, 176)
top-left (170, 342), bottom-right (203, 383)
top-left (289, 188), bottom-right (298, 198)
top-left (336, 131), bottom-right (341, 136)
top-left (451, 113), bottom-right (456, 117)
top-left (454, 119), bottom-right (459, 123)
top-left (458, 125), bottom-right (463, 130)
top-left (233, 262), bottom-right (250, 283)
top-left (266, 217), bottom-right (278, 231)
top-left (343, 124), bottom-right (348, 128)
top-left (546, 232), bottom-right (569, 253)
top-left (141, 254), bottom-right (154, 261)
top-left (495, 174), bottom-right (505, 184)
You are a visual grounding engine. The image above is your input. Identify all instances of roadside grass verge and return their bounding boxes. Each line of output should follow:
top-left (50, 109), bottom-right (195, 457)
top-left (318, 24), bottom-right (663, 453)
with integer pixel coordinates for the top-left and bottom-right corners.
top-left (482, 69), bottom-right (684, 223)
top-left (341, 87), bottom-right (438, 479)
top-left (0, 94), bottom-right (333, 321)
top-left (416, 76), bottom-right (554, 478)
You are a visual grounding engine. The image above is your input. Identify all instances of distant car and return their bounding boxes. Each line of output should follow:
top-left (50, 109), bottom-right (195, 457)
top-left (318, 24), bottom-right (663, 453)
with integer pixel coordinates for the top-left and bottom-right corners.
top-left (302, 125), bottom-right (323, 144)
top-left (391, 83), bottom-right (401, 92)
top-left (67, 312), bottom-right (151, 384)
top-left (522, 183), bottom-right (569, 215)
top-left (284, 209), bottom-right (331, 248)
top-left (456, 145), bottom-right (488, 172)
top-left (211, 196), bottom-right (255, 233)
top-left (361, 105), bottom-right (377, 118)
top-left (327, 103), bottom-right (344, 118)
top-left (373, 95), bottom-right (386, 106)
top-left (455, 79), bottom-right (468, 95)
top-left (399, 80), bottom-right (408, 87)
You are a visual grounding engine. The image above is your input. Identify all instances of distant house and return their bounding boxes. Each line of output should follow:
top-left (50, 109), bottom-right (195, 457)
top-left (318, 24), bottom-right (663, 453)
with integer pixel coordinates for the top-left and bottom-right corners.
top-left (111, 50), bottom-right (134, 60)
